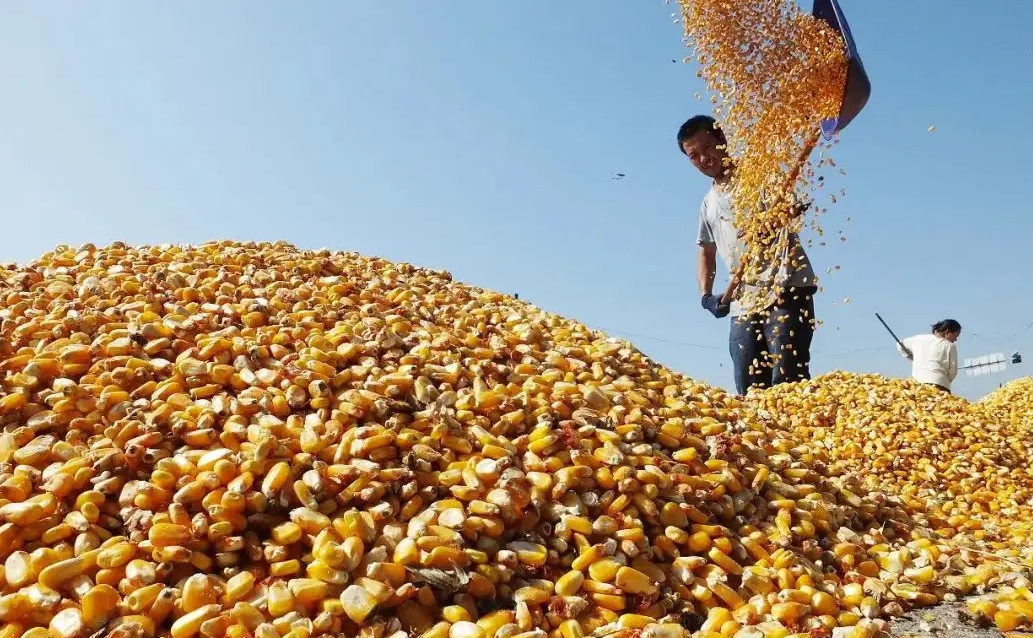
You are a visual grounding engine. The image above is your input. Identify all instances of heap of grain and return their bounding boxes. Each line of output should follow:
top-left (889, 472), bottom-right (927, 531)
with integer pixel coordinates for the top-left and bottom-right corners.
top-left (751, 373), bottom-right (1033, 552)
top-left (0, 241), bottom-right (1027, 638)
top-left (677, 0), bottom-right (849, 313)
top-left (981, 377), bottom-right (1033, 430)
top-left (751, 373), bottom-right (1033, 632)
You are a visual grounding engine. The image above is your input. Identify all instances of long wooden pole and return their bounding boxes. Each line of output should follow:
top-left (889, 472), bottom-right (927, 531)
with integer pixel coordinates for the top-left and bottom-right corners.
top-left (720, 129), bottom-right (823, 306)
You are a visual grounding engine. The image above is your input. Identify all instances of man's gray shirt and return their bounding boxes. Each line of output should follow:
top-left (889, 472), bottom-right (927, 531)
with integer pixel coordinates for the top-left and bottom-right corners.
top-left (697, 184), bottom-right (817, 317)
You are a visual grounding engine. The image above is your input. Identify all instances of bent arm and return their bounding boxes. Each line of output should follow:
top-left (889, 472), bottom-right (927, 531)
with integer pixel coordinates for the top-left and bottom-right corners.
top-left (898, 337), bottom-right (914, 360)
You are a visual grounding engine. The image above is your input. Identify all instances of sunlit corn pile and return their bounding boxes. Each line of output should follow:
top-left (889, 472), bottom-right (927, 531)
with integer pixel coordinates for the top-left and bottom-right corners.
top-left (0, 241), bottom-right (1027, 638)
top-left (677, 0), bottom-right (848, 313)
top-left (981, 377), bottom-right (1033, 430)
top-left (750, 372), bottom-right (1033, 632)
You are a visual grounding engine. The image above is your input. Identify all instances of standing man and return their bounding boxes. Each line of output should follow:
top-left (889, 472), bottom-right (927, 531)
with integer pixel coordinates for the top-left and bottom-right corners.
top-left (677, 114), bottom-right (819, 395)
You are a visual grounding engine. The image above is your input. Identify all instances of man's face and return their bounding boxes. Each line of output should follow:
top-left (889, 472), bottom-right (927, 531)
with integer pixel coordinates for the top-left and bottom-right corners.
top-left (681, 131), bottom-right (728, 179)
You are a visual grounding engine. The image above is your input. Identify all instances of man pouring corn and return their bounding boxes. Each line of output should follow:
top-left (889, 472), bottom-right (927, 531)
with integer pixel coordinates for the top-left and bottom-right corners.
top-left (672, 0), bottom-right (870, 395)
top-left (678, 115), bottom-right (819, 395)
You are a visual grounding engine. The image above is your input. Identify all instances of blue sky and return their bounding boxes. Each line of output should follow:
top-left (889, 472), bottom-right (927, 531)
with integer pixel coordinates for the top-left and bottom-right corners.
top-left (1, 2), bottom-right (1030, 399)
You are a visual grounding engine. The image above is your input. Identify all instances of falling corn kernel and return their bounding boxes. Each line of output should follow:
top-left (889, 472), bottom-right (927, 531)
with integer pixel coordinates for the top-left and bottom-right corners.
top-left (679, 0), bottom-right (850, 314)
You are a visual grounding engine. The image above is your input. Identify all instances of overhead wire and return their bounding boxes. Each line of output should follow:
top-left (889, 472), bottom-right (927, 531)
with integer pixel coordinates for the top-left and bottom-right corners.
top-left (585, 317), bottom-right (1033, 361)
top-left (969, 319), bottom-right (1033, 343)
top-left (590, 324), bottom-right (891, 358)
top-left (591, 325), bottom-right (721, 350)
top-left (520, 293), bottom-right (1031, 364)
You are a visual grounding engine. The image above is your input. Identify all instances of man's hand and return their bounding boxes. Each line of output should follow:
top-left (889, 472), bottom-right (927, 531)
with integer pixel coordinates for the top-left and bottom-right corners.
top-left (793, 198), bottom-right (811, 218)
top-left (701, 294), bottom-right (730, 319)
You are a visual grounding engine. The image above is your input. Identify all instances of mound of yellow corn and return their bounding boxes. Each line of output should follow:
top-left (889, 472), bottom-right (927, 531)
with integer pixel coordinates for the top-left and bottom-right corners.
top-left (751, 373), bottom-right (1033, 634)
top-left (0, 242), bottom-right (1030, 638)
top-left (982, 377), bottom-right (1033, 430)
top-left (751, 373), bottom-right (1033, 551)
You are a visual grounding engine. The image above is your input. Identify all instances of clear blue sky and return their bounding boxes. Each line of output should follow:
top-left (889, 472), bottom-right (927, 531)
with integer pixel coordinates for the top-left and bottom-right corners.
top-left (1, 2), bottom-right (1030, 399)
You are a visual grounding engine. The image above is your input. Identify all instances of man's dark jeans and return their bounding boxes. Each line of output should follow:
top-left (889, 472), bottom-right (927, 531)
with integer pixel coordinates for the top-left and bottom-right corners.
top-left (728, 287), bottom-right (816, 395)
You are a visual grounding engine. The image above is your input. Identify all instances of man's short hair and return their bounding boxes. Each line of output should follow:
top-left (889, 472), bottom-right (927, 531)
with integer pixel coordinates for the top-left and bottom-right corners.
top-left (677, 115), bottom-right (725, 154)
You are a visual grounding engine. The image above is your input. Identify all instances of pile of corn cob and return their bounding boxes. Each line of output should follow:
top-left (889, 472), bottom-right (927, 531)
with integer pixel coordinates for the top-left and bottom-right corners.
top-left (0, 242), bottom-right (1031, 638)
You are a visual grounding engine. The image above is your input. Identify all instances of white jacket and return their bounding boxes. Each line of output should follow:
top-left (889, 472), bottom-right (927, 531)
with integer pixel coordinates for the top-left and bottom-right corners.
top-left (898, 333), bottom-right (958, 389)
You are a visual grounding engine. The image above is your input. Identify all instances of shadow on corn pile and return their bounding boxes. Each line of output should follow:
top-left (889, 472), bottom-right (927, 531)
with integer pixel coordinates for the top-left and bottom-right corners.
top-left (0, 241), bottom-right (1031, 638)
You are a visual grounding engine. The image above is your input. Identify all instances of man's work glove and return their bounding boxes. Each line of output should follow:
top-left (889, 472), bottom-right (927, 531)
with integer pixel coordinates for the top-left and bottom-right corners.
top-left (701, 294), bottom-right (730, 319)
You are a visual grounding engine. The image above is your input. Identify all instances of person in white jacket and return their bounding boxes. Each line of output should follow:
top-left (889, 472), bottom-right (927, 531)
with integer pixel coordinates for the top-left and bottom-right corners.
top-left (898, 319), bottom-right (962, 393)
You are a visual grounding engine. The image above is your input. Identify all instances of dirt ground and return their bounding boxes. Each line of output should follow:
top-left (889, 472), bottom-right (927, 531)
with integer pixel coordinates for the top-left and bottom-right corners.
top-left (888, 601), bottom-right (1012, 638)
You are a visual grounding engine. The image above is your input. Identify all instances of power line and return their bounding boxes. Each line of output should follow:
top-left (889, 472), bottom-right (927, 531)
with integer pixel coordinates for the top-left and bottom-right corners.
top-left (969, 319), bottom-right (1033, 343)
top-left (515, 293), bottom-right (1031, 363)
top-left (591, 326), bottom-right (721, 350)
top-left (591, 324), bottom-right (892, 358)
top-left (587, 318), bottom-right (1033, 361)
top-left (820, 345), bottom-right (894, 359)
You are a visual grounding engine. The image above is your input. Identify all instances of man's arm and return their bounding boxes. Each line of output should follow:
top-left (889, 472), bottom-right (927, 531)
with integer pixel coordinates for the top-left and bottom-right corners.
top-left (696, 203), bottom-right (719, 297)
top-left (948, 344), bottom-right (958, 382)
top-left (696, 201), bottom-right (729, 318)
top-left (898, 336), bottom-right (914, 360)
top-left (698, 242), bottom-right (730, 319)
top-left (698, 243), bottom-right (717, 296)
